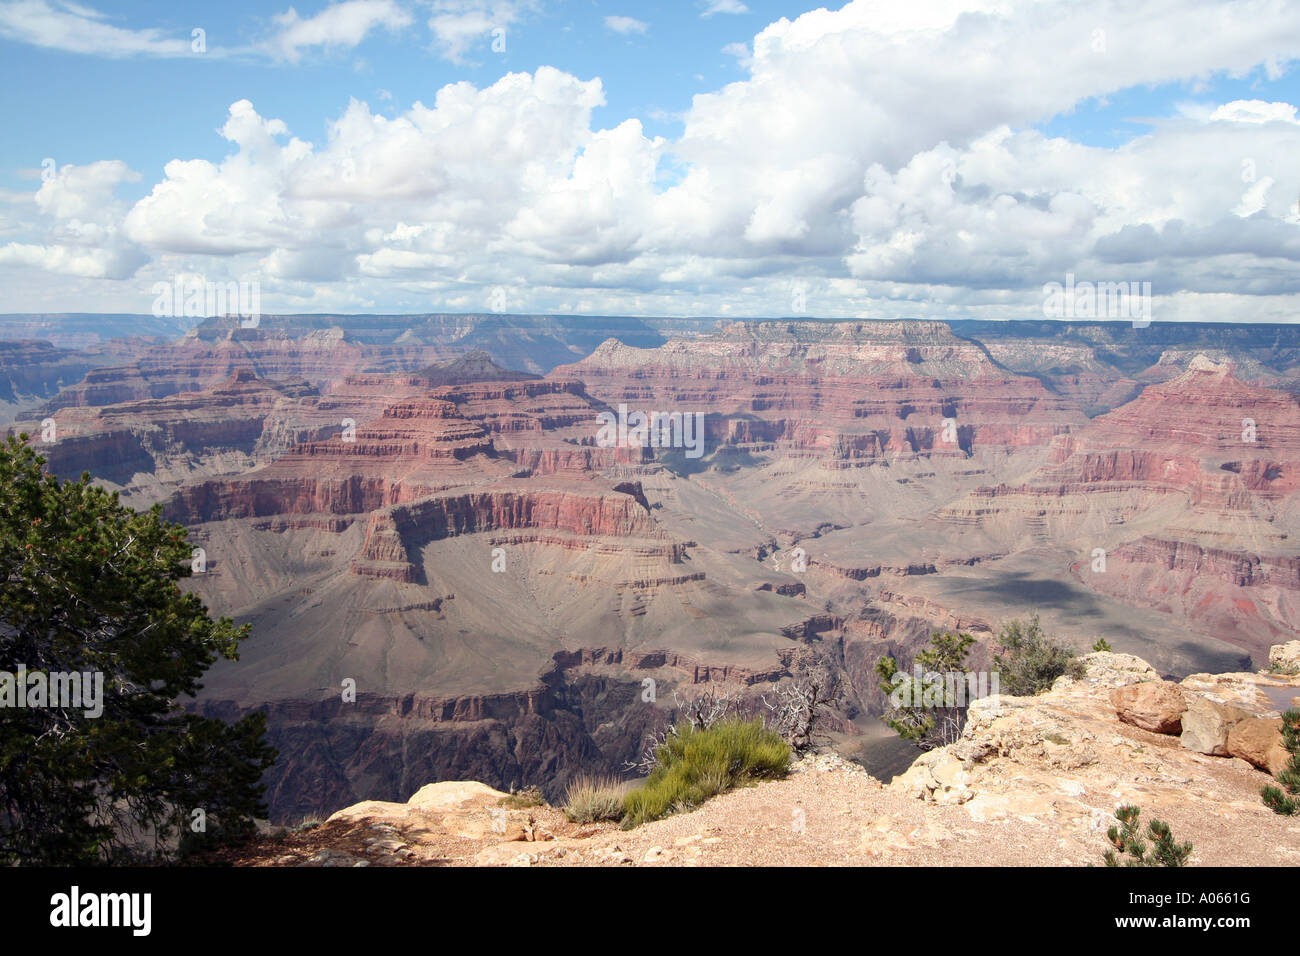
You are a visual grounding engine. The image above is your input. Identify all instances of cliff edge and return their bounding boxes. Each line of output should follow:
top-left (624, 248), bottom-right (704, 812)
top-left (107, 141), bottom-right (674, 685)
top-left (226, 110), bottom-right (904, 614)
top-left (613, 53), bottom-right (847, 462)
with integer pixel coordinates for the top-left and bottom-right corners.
top-left (214, 646), bottom-right (1300, 867)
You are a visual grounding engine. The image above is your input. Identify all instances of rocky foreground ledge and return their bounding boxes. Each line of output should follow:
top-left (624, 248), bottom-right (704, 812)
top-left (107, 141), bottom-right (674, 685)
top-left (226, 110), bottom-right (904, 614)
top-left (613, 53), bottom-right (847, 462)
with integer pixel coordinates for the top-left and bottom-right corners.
top-left (217, 647), bottom-right (1300, 867)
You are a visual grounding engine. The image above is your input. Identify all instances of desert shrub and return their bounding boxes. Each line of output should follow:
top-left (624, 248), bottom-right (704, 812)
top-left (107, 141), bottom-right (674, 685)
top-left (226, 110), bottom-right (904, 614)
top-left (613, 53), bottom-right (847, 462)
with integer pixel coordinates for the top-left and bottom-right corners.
top-left (499, 786), bottom-right (545, 809)
top-left (876, 630), bottom-right (976, 749)
top-left (1092, 637), bottom-right (1113, 652)
top-left (1103, 805), bottom-right (1192, 867)
top-left (622, 719), bottom-right (790, 828)
top-left (763, 648), bottom-right (842, 755)
top-left (563, 775), bottom-right (627, 823)
top-left (1262, 709), bottom-right (1300, 816)
top-left (994, 614), bottom-right (1085, 696)
top-left (628, 650), bottom-right (841, 775)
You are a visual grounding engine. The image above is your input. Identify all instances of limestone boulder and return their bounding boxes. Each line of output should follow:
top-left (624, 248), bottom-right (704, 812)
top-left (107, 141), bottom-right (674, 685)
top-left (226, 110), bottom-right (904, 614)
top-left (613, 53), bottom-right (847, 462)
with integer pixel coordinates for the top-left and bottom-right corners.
top-left (1226, 717), bottom-right (1289, 776)
top-left (1179, 696), bottom-right (1251, 756)
top-left (407, 781), bottom-right (511, 810)
top-left (1110, 681), bottom-right (1186, 734)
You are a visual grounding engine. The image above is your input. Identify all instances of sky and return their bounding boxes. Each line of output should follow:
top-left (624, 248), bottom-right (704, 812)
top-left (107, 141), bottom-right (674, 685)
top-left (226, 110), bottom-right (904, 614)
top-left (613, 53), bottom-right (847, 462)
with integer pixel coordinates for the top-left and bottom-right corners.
top-left (1, 0), bottom-right (1299, 322)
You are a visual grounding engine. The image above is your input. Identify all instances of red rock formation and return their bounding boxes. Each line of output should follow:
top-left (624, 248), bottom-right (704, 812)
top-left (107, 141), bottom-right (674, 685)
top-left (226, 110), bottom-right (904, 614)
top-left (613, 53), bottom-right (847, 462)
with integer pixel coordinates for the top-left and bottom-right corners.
top-left (554, 321), bottom-right (1086, 465)
top-left (41, 327), bottom-right (450, 411)
top-left (348, 481), bottom-right (665, 581)
top-left (20, 371), bottom-right (329, 491)
top-left (940, 358), bottom-right (1300, 657)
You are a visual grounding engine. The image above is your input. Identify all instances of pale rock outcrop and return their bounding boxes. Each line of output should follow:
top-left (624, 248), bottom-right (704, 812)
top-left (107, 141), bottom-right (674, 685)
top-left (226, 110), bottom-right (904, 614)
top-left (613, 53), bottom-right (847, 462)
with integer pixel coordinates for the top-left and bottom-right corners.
top-left (1270, 641), bottom-right (1300, 672)
top-left (1053, 651), bottom-right (1159, 689)
top-left (1109, 681), bottom-right (1186, 734)
top-left (1179, 672), bottom-right (1275, 710)
top-left (888, 651), bottom-right (1299, 838)
top-left (327, 780), bottom-right (511, 823)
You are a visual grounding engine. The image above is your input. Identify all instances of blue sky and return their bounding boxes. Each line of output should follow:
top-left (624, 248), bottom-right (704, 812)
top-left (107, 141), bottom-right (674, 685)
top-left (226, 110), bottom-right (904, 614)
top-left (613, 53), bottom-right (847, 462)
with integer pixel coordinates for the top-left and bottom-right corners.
top-left (1, 0), bottom-right (1299, 322)
top-left (0, 1), bottom-right (815, 196)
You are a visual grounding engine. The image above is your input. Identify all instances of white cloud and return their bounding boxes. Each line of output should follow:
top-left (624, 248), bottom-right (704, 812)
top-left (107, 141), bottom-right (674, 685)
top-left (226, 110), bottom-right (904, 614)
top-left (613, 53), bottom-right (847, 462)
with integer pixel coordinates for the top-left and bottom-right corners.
top-left (1210, 99), bottom-right (1300, 124)
top-left (604, 16), bottom-right (647, 35)
top-left (721, 41), bottom-right (751, 69)
top-left (0, 0), bottom-right (195, 57)
top-left (702, 0), bottom-right (748, 16)
top-left (269, 0), bottom-right (412, 62)
top-left (0, 159), bottom-right (147, 279)
top-left (8, 0), bottom-right (1300, 322)
top-left (0, 241), bottom-right (145, 278)
top-left (427, 0), bottom-right (533, 63)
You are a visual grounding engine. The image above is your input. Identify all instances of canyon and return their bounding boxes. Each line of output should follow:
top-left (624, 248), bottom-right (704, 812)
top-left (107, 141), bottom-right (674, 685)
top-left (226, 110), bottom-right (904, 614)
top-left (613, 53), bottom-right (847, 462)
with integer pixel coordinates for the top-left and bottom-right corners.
top-left (4, 314), bottom-right (1299, 822)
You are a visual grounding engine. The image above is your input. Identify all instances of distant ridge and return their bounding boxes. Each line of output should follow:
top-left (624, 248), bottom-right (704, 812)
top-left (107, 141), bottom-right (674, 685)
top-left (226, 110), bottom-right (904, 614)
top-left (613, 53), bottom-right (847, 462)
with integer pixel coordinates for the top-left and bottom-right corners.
top-left (413, 350), bottom-right (540, 385)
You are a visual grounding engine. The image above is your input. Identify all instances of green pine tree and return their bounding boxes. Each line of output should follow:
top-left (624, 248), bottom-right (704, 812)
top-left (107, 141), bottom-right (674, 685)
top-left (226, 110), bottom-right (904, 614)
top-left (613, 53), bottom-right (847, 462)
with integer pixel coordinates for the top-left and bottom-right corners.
top-left (1261, 709), bottom-right (1300, 816)
top-left (0, 436), bottom-right (277, 864)
top-left (876, 630), bottom-right (976, 748)
top-left (1103, 805), bottom-right (1192, 867)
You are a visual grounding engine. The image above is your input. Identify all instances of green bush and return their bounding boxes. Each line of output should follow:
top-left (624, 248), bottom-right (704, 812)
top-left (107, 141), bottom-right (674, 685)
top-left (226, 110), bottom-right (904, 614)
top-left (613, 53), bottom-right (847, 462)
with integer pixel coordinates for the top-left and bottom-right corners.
top-left (563, 774), bottom-right (627, 824)
top-left (622, 719), bottom-right (790, 828)
top-left (994, 614), bottom-right (1085, 696)
top-left (875, 630), bottom-right (976, 748)
top-left (1262, 709), bottom-right (1300, 816)
top-left (1103, 805), bottom-right (1192, 867)
top-left (1092, 637), bottom-right (1112, 652)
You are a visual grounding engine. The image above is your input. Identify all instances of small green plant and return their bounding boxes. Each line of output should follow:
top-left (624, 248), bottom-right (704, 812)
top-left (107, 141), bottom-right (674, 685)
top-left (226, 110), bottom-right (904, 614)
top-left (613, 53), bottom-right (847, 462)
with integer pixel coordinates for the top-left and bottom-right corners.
top-left (499, 786), bottom-right (545, 809)
top-left (563, 774), bottom-right (627, 824)
top-left (1261, 709), bottom-right (1300, 816)
top-left (1092, 637), bottom-right (1112, 652)
top-left (994, 614), bottom-right (1085, 696)
top-left (1270, 661), bottom-right (1300, 677)
top-left (876, 630), bottom-right (976, 748)
top-left (622, 719), bottom-right (789, 828)
top-left (1103, 805), bottom-right (1192, 867)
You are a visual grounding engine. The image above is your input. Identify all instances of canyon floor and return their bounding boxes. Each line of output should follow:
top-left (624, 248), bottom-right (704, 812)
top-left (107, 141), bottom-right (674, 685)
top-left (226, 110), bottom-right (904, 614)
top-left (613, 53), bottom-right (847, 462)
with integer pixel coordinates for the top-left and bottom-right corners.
top-left (211, 652), bottom-right (1300, 867)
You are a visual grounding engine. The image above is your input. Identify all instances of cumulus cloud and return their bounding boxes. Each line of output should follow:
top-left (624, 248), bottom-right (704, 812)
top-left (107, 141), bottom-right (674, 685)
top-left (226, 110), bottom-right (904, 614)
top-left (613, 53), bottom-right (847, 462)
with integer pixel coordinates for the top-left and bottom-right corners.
top-left (0, 159), bottom-right (148, 279)
top-left (7, 0), bottom-right (1300, 322)
top-left (0, 241), bottom-right (146, 278)
top-left (268, 0), bottom-right (412, 62)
